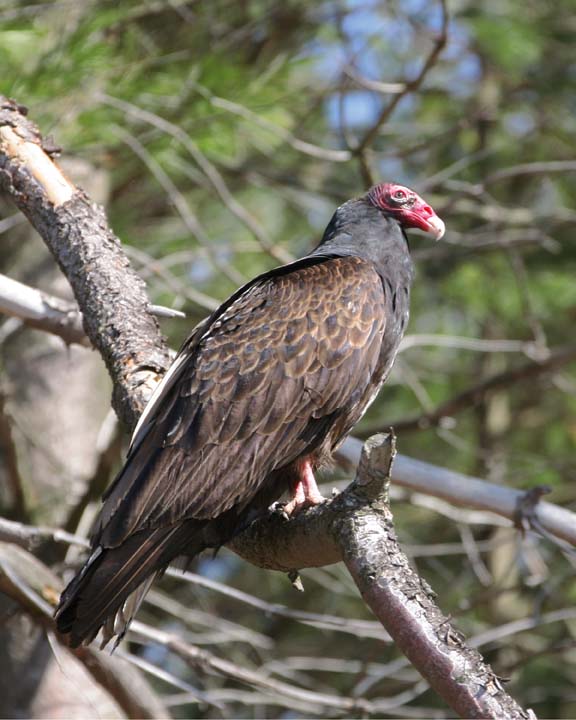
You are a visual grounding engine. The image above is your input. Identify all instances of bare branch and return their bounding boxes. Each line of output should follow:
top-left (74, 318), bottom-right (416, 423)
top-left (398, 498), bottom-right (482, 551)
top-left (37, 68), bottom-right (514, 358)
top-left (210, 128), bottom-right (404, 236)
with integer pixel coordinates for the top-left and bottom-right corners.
top-left (125, 244), bottom-right (220, 312)
top-left (0, 542), bottom-right (167, 719)
top-left (113, 123), bottom-right (246, 287)
top-left (0, 96), bottom-right (172, 430)
top-left (149, 304), bottom-right (186, 319)
top-left (145, 589), bottom-right (274, 649)
top-left (186, 84), bottom-right (352, 163)
top-left (0, 272), bottom-right (88, 346)
top-left (115, 647), bottom-right (221, 709)
top-left (483, 160), bottom-right (576, 185)
top-left (63, 409), bottom-right (122, 536)
top-left (130, 620), bottom-right (428, 717)
top-left (469, 608), bottom-right (576, 650)
top-left (0, 272), bottom-right (185, 346)
top-left (343, 66), bottom-right (406, 94)
top-left (0, 516), bottom-right (88, 551)
top-left (399, 333), bottom-right (536, 356)
top-left (340, 437), bottom-right (576, 548)
top-left (164, 567), bottom-right (391, 641)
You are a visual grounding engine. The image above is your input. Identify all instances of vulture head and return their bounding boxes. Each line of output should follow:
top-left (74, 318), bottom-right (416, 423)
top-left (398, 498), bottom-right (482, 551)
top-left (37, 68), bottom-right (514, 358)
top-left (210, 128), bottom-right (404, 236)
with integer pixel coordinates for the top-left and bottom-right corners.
top-left (367, 182), bottom-right (445, 240)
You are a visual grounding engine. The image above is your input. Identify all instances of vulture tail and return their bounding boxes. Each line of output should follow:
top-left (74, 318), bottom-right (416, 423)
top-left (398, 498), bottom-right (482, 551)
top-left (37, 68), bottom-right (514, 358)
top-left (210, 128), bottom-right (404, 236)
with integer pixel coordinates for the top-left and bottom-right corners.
top-left (55, 522), bottom-right (204, 648)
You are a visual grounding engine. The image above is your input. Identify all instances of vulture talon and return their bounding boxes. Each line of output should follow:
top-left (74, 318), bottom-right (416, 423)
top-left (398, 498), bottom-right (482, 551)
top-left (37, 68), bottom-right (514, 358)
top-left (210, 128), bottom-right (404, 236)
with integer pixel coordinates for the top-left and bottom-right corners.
top-left (271, 501), bottom-right (291, 521)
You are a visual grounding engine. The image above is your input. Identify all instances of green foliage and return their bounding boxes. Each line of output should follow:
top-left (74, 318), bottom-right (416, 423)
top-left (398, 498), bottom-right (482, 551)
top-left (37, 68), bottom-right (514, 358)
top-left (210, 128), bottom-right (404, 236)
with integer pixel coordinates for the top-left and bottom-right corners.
top-left (1, 0), bottom-right (575, 716)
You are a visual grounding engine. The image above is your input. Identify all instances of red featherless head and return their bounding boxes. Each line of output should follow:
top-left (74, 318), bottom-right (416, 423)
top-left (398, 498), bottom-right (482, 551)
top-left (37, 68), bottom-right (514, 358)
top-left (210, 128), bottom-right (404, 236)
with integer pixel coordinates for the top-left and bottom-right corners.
top-left (367, 182), bottom-right (445, 240)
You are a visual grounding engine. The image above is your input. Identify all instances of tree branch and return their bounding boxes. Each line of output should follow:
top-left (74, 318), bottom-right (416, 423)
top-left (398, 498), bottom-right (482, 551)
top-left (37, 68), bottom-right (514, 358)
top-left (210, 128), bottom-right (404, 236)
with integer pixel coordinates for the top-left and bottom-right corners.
top-left (130, 619), bottom-right (425, 717)
top-left (482, 160), bottom-right (576, 185)
top-left (232, 434), bottom-right (532, 719)
top-left (0, 272), bottom-right (185, 347)
top-left (339, 437), bottom-right (576, 548)
top-left (0, 96), bottom-right (171, 429)
top-left (0, 272), bottom-right (88, 346)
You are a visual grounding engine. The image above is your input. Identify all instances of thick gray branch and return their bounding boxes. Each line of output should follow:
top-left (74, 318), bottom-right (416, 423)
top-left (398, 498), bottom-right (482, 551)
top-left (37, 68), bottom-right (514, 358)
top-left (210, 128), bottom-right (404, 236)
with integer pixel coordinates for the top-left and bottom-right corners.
top-left (0, 97), bottom-right (171, 429)
top-left (234, 434), bottom-right (533, 720)
top-left (340, 437), bottom-right (576, 547)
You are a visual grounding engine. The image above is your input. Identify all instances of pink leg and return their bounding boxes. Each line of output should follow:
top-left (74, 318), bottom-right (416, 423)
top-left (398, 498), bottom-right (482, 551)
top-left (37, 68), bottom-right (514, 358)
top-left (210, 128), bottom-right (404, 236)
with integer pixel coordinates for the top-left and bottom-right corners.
top-left (283, 459), bottom-right (325, 516)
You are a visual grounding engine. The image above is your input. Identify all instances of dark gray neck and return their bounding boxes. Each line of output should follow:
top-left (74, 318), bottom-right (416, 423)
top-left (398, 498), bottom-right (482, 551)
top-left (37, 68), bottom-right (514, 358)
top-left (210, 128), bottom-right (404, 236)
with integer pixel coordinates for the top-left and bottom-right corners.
top-left (308, 198), bottom-right (414, 287)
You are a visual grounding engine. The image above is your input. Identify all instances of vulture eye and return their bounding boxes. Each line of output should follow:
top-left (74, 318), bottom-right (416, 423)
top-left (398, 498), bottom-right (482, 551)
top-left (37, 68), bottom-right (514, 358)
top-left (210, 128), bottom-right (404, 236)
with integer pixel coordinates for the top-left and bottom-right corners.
top-left (392, 190), bottom-right (407, 201)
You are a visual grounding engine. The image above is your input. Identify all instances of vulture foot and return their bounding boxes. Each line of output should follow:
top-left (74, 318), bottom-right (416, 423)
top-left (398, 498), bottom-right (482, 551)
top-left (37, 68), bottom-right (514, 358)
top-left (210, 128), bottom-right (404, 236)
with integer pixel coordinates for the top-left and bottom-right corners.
top-left (283, 461), bottom-right (325, 516)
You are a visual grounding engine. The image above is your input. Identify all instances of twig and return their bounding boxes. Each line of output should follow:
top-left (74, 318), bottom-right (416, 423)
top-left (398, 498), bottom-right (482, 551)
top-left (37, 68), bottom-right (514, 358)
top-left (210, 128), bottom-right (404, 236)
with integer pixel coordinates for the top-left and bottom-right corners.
top-left (149, 304), bottom-right (186, 319)
top-left (125, 244), bottom-right (220, 312)
top-left (63, 409), bottom-right (122, 537)
top-left (99, 92), bottom-right (293, 264)
top-left (145, 589), bottom-right (273, 649)
top-left (114, 124), bottom-right (246, 287)
top-left (469, 608), bottom-right (576, 650)
top-left (354, 0), bottom-right (449, 185)
top-left (115, 648), bottom-right (222, 710)
top-left (0, 516), bottom-right (88, 551)
top-left (0, 272), bottom-right (88, 346)
top-left (506, 248), bottom-right (548, 352)
top-left (186, 84), bottom-right (351, 163)
top-left (130, 620), bottom-right (429, 717)
top-left (164, 689), bottom-right (445, 719)
top-left (457, 523), bottom-right (493, 587)
top-left (372, 345), bottom-right (576, 434)
top-left (399, 333), bottom-right (535, 356)
top-left (483, 160), bottom-right (576, 185)
top-left (343, 66), bottom-right (406, 94)
top-left (165, 567), bottom-right (391, 640)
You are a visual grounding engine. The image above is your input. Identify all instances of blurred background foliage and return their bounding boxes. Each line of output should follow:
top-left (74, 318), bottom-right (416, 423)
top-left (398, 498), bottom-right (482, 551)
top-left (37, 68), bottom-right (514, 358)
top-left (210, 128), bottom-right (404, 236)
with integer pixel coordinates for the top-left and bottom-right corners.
top-left (1, 0), bottom-right (575, 717)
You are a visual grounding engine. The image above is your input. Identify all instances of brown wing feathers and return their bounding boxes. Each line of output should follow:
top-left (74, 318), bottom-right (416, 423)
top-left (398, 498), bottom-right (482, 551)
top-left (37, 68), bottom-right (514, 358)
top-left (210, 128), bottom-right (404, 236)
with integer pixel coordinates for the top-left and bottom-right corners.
top-left (56, 256), bottom-right (387, 646)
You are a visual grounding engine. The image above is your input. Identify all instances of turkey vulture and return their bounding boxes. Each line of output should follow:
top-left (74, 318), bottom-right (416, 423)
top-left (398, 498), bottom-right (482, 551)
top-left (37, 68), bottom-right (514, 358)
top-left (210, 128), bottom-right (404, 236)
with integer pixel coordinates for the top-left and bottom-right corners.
top-left (56, 182), bottom-right (445, 647)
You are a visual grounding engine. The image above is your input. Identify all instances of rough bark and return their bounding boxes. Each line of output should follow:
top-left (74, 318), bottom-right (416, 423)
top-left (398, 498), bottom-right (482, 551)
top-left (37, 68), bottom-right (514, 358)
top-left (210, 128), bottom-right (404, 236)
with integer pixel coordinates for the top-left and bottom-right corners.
top-left (0, 97), bottom-right (171, 430)
top-left (233, 435), bottom-right (533, 719)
